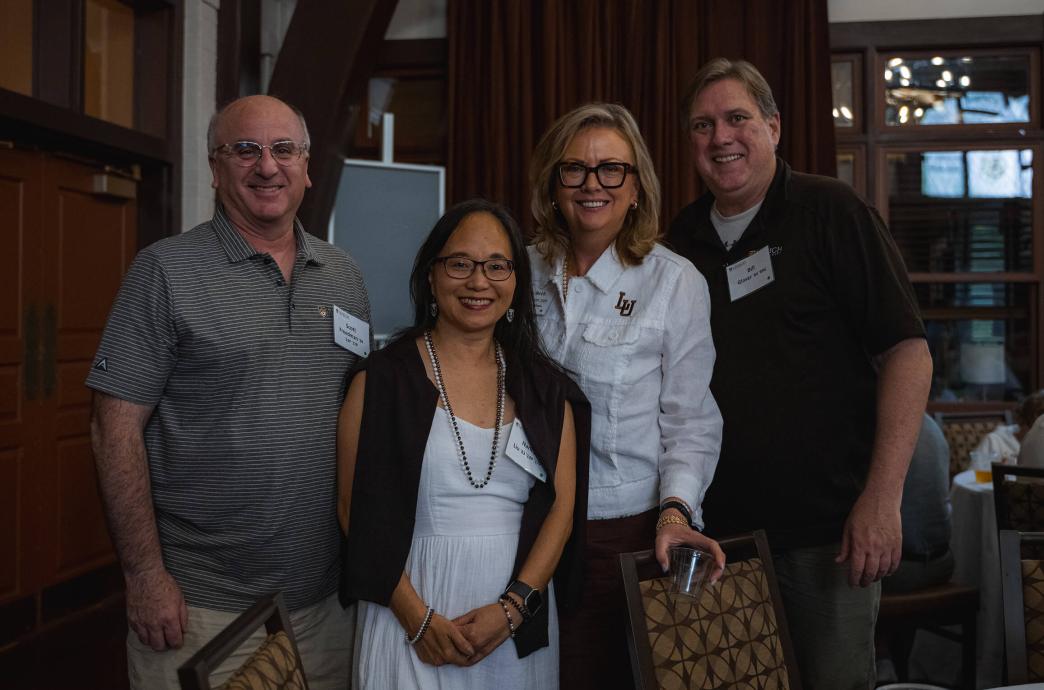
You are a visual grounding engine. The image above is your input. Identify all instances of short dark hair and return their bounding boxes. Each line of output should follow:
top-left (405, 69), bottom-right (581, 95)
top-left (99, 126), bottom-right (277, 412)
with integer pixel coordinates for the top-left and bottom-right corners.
top-left (397, 199), bottom-right (551, 370)
top-left (680, 58), bottom-right (778, 131)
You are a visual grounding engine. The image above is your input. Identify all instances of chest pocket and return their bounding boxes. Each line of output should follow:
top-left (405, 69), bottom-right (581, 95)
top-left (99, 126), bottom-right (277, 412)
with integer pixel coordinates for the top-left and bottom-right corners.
top-left (577, 322), bottom-right (642, 387)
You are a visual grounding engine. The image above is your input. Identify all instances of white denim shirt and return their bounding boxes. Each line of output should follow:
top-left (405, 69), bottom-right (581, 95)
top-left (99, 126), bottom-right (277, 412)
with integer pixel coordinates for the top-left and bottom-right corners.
top-left (529, 243), bottom-right (722, 526)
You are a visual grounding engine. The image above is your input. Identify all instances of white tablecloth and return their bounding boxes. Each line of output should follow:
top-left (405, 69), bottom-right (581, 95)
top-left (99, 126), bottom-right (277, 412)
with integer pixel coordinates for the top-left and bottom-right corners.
top-left (909, 469), bottom-right (1001, 689)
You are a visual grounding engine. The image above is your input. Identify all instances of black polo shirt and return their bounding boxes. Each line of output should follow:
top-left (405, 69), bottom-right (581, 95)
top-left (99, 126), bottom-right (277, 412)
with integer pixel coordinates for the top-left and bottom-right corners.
top-left (667, 159), bottom-right (925, 550)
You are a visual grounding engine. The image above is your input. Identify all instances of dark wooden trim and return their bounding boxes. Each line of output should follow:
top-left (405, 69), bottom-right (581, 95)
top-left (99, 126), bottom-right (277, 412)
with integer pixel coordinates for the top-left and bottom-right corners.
top-left (377, 38), bottom-right (448, 70)
top-left (908, 273), bottom-right (1040, 284)
top-left (0, 88), bottom-right (171, 163)
top-left (268, 0), bottom-right (400, 237)
top-left (33, 0), bottom-right (83, 109)
top-left (831, 14), bottom-right (1044, 51)
top-left (216, 0), bottom-right (262, 106)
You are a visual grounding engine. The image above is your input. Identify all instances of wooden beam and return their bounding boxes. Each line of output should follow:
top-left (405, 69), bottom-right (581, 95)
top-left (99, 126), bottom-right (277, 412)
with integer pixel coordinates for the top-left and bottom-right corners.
top-left (268, 0), bottom-right (399, 237)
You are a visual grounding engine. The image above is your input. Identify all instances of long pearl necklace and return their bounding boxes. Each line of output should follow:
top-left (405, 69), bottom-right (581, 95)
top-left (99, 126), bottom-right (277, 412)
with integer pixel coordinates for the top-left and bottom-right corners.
top-left (423, 331), bottom-right (505, 489)
top-left (562, 254), bottom-right (571, 303)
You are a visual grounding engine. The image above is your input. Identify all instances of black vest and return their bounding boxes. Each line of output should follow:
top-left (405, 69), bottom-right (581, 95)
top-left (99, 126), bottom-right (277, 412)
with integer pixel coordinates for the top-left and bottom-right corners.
top-left (340, 335), bottom-right (590, 657)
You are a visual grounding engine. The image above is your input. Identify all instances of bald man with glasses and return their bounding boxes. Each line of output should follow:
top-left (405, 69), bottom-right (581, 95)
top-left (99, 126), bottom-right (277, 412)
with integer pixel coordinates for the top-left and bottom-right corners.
top-left (88, 95), bottom-right (371, 689)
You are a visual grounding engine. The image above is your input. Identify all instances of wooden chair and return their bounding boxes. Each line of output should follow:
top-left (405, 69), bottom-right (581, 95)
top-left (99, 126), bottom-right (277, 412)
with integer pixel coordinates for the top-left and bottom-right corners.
top-left (934, 409), bottom-right (1014, 479)
top-left (619, 530), bottom-right (802, 690)
top-left (876, 581), bottom-right (979, 689)
top-left (178, 593), bottom-right (308, 690)
top-left (999, 530), bottom-right (1044, 684)
top-left (994, 464), bottom-right (1044, 533)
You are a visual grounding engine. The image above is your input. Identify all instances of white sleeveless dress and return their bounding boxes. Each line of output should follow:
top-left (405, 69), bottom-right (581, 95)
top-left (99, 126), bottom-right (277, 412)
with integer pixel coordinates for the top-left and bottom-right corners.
top-left (353, 407), bottom-right (559, 689)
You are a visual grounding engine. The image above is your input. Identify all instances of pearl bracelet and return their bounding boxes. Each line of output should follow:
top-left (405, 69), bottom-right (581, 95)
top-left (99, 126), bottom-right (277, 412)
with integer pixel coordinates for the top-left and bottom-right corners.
top-left (405, 606), bottom-right (435, 644)
top-left (497, 599), bottom-right (517, 637)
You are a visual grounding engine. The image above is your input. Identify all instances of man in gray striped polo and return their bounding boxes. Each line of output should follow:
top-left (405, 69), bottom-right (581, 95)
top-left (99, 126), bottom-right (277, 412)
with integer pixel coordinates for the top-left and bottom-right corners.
top-left (87, 95), bottom-right (371, 689)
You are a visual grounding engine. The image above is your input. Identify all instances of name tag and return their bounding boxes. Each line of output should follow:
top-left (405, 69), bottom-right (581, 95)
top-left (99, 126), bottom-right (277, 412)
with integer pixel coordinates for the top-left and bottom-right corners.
top-left (533, 288), bottom-right (551, 316)
top-left (333, 305), bottom-right (370, 357)
top-left (505, 419), bottom-right (546, 482)
top-left (726, 245), bottom-right (774, 302)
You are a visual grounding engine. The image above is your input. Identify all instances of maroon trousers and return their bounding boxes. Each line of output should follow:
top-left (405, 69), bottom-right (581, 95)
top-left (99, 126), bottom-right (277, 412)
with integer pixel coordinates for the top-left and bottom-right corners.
top-left (559, 509), bottom-right (658, 690)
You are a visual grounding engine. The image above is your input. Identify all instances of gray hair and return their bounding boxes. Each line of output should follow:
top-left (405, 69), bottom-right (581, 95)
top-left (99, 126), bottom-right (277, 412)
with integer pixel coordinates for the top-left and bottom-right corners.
top-left (680, 58), bottom-right (778, 130)
top-left (206, 96), bottom-right (311, 153)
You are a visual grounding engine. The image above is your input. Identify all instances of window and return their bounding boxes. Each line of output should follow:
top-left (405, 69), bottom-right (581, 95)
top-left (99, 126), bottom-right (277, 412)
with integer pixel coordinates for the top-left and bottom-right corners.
top-left (833, 39), bottom-right (1043, 405)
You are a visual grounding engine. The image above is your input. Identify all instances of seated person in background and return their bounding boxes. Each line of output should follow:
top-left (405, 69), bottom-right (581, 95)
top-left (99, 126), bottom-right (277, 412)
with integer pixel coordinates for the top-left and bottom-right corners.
top-left (1018, 391), bottom-right (1044, 467)
top-left (884, 414), bottom-right (954, 593)
top-left (973, 390), bottom-right (1044, 466)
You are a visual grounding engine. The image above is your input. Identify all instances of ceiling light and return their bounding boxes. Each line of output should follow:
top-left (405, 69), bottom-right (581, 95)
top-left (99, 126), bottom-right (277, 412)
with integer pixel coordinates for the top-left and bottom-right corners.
top-left (931, 56), bottom-right (944, 66)
top-left (888, 57), bottom-right (904, 67)
top-left (899, 112), bottom-right (909, 124)
top-left (900, 78), bottom-right (910, 86)
top-left (936, 79), bottom-right (947, 88)
top-left (942, 70), bottom-right (953, 82)
top-left (833, 107), bottom-right (840, 118)
top-left (884, 69), bottom-right (893, 80)
top-left (899, 65), bottom-right (912, 80)
top-left (840, 106), bottom-right (853, 120)
top-left (914, 107), bottom-right (924, 118)
top-left (960, 75), bottom-right (971, 87)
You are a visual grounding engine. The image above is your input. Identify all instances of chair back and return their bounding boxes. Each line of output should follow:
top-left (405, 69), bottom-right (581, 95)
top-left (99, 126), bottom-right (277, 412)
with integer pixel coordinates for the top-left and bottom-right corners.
top-left (934, 410), bottom-right (1014, 479)
top-left (620, 530), bottom-right (801, 690)
top-left (1000, 530), bottom-right (1044, 684)
top-left (178, 593), bottom-right (307, 690)
top-left (994, 464), bottom-right (1044, 534)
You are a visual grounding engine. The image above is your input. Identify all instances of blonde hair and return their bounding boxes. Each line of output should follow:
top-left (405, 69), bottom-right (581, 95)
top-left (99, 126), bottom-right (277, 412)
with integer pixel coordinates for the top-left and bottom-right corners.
top-left (529, 103), bottom-right (661, 266)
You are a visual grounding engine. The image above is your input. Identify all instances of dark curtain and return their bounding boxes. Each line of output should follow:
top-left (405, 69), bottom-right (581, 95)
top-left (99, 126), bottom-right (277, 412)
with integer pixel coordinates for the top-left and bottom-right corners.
top-left (447, 0), bottom-right (834, 231)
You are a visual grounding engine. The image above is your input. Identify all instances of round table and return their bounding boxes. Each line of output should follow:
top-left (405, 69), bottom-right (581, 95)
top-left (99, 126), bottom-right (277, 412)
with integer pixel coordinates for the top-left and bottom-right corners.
top-left (908, 469), bottom-right (1001, 689)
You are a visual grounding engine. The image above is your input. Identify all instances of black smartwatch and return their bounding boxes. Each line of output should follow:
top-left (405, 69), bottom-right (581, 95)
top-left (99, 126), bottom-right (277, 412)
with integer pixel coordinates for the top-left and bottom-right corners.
top-left (660, 499), bottom-right (692, 526)
top-left (505, 579), bottom-right (544, 619)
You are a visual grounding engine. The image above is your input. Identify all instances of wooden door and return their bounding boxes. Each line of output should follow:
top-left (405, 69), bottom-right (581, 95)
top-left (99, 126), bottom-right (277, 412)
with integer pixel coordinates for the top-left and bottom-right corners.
top-left (0, 149), bottom-right (137, 604)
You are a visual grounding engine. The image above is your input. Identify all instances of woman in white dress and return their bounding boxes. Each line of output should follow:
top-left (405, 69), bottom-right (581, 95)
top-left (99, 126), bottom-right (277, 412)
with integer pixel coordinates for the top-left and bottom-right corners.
top-left (338, 199), bottom-right (589, 690)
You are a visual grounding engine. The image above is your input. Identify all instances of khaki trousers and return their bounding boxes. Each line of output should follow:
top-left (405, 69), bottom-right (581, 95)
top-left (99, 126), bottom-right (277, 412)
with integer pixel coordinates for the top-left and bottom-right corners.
top-left (126, 593), bottom-right (355, 690)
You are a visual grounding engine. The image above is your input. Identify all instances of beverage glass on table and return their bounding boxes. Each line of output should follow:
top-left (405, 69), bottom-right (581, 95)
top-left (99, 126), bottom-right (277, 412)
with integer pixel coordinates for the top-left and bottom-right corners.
top-left (668, 546), bottom-right (712, 598)
top-left (970, 448), bottom-right (999, 483)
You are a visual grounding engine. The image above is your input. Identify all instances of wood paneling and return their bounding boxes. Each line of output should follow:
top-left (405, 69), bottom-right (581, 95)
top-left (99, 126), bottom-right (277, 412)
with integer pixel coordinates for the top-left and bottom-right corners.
top-left (0, 0), bottom-right (33, 96)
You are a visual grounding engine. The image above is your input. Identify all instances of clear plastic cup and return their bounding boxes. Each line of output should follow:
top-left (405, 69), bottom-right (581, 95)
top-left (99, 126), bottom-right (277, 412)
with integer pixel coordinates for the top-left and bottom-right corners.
top-left (969, 448), bottom-right (998, 483)
top-left (668, 546), bottom-right (712, 598)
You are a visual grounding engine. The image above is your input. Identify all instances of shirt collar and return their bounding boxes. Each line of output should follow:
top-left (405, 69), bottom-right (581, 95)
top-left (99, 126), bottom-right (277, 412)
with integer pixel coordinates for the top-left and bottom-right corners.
top-left (583, 243), bottom-right (627, 294)
top-left (211, 203), bottom-right (324, 266)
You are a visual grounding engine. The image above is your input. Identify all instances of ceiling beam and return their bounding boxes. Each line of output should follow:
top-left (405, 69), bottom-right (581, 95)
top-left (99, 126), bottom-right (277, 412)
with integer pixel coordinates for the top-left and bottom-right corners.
top-left (268, 0), bottom-right (399, 237)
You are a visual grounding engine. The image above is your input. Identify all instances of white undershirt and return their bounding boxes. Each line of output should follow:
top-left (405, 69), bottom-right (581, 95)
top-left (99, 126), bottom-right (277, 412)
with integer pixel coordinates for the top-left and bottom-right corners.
top-left (710, 201), bottom-right (762, 251)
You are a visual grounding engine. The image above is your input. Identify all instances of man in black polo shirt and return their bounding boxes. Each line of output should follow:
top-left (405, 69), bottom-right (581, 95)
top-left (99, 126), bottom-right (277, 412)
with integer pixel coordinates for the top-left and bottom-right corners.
top-left (668, 59), bottom-right (932, 690)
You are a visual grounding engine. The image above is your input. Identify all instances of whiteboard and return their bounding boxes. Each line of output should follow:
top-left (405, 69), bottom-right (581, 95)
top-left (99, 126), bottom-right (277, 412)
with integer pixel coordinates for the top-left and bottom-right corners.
top-left (330, 159), bottom-right (445, 341)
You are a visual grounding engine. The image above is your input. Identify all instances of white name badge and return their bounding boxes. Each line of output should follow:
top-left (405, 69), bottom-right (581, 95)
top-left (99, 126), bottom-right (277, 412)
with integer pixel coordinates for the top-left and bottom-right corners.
top-left (505, 419), bottom-right (547, 482)
top-left (333, 305), bottom-right (370, 357)
top-left (533, 288), bottom-right (550, 316)
top-left (726, 245), bottom-right (775, 302)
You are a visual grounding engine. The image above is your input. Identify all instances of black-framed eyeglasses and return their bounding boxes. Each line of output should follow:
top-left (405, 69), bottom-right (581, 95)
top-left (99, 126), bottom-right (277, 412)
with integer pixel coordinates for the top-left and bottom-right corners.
top-left (557, 162), bottom-right (634, 188)
top-left (434, 256), bottom-right (515, 281)
top-left (210, 140), bottom-right (309, 166)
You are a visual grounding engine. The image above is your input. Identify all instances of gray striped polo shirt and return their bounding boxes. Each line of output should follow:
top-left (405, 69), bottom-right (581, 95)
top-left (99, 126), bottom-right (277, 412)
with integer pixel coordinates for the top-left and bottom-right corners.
top-left (86, 204), bottom-right (371, 612)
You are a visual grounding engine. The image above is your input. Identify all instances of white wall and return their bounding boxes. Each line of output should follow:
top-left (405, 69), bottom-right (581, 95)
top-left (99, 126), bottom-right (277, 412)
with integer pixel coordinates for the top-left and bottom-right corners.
top-left (829, 0), bottom-right (1044, 23)
top-left (386, 0), bottom-right (447, 39)
top-left (181, 0), bottom-right (220, 230)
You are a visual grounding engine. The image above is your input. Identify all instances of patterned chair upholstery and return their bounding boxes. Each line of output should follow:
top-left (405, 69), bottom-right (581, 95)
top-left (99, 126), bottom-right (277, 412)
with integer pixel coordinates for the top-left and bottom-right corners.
top-left (934, 410), bottom-right (1013, 479)
top-left (178, 593), bottom-right (308, 690)
top-left (1001, 530), bottom-right (1044, 684)
top-left (995, 464), bottom-right (1044, 535)
top-left (222, 631), bottom-right (306, 690)
top-left (620, 530), bottom-right (801, 690)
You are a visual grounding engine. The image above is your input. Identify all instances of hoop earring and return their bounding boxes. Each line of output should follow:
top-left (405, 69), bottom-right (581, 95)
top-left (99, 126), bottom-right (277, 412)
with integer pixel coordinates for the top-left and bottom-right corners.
top-left (429, 302), bottom-right (438, 317)
top-left (505, 308), bottom-right (515, 323)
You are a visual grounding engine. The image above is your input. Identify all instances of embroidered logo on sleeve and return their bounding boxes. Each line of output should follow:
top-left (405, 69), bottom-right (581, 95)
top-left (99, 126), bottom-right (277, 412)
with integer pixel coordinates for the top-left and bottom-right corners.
top-left (93, 357), bottom-right (108, 372)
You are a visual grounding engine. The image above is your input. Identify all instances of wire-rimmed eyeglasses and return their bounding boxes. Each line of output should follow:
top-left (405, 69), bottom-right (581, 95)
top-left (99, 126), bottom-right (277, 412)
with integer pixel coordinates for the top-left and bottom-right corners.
top-left (210, 140), bottom-right (309, 167)
top-left (434, 256), bottom-right (515, 281)
top-left (557, 162), bottom-right (634, 188)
